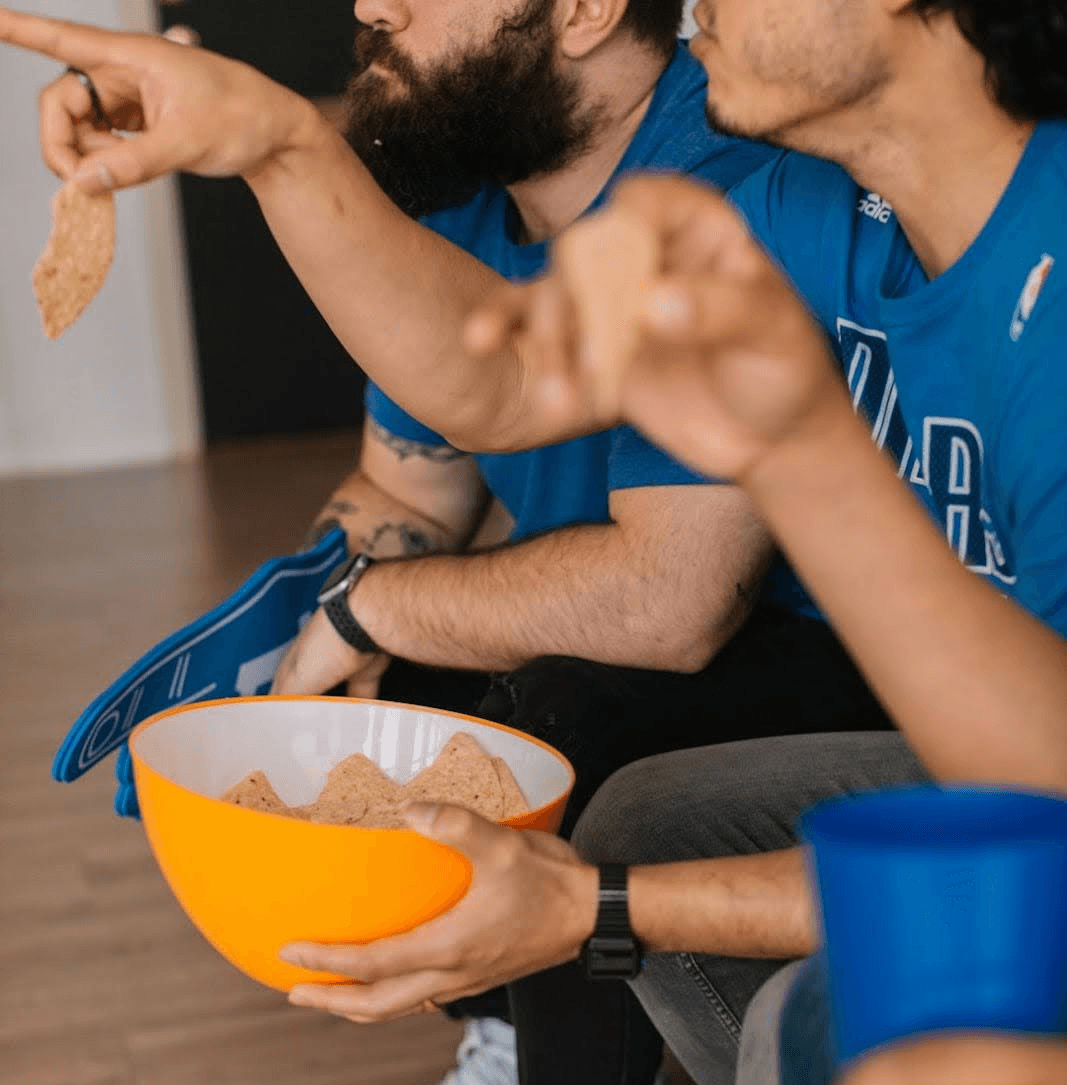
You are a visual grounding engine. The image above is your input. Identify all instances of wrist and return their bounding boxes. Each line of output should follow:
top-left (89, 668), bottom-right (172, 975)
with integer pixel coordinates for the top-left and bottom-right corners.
top-left (741, 388), bottom-right (866, 508)
top-left (566, 862), bottom-right (601, 959)
top-left (346, 558), bottom-right (390, 655)
top-left (243, 95), bottom-right (335, 189)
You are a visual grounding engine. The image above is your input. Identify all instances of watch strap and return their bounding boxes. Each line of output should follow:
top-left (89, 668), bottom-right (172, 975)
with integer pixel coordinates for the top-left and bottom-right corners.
top-left (582, 864), bottom-right (643, 980)
top-left (323, 592), bottom-right (380, 654)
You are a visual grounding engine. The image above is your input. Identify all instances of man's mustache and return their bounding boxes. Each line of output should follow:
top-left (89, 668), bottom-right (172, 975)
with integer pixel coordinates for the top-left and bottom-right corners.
top-left (352, 25), bottom-right (420, 84)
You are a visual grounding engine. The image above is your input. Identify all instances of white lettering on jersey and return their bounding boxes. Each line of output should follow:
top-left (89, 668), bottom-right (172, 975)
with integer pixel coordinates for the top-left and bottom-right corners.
top-left (837, 321), bottom-right (1016, 583)
top-left (857, 192), bottom-right (893, 224)
top-left (1009, 253), bottom-right (1055, 342)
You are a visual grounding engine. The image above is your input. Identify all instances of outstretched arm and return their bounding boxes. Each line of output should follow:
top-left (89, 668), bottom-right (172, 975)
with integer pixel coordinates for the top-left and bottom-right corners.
top-left (0, 7), bottom-right (597, 450)
top-left (467, 175), bottom-right (1067, 792)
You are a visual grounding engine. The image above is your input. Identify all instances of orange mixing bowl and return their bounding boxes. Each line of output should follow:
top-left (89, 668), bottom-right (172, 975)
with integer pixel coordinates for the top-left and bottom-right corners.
top-left (129, 696), bottom-right (574, 991)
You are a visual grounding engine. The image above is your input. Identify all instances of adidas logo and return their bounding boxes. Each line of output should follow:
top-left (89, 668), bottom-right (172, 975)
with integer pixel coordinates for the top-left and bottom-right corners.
top-left (858, 192), bottom-right (893, 224)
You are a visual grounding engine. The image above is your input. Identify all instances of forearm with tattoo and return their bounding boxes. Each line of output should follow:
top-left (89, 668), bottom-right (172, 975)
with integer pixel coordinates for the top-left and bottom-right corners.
top-left (347, 487), bottom-right (771, 673)
top-left (304, 475), bottom-right (467, 560)
top-left (366, 419), bottom-right (469, 464)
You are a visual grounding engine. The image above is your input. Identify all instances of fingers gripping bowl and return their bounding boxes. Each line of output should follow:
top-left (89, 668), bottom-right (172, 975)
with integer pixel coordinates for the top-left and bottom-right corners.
top-left (129, 696), bottom-right (575, 991)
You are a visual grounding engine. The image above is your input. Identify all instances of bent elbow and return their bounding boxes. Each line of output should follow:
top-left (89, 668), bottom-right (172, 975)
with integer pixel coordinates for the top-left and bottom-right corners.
top-left (647, 608), bottom-right (749, 674)
top-left (623, 624), bottom-right (719, 675)
top-left (665, 635), bottom-right (718, 675)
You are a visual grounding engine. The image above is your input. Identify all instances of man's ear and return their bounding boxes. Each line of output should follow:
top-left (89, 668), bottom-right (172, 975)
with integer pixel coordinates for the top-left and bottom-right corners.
top-left (557, 0), bottom-right (630, 60)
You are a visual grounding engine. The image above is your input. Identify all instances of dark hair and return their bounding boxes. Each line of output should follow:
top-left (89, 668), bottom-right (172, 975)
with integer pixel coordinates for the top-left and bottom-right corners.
top-left (912, 1), bottom-right (1067, 119)
top-left (620, 0), bottom-right (686, 57)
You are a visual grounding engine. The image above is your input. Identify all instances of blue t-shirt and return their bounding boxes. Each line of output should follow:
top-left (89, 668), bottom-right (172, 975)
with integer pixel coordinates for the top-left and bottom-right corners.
top-left (366, 43), bottom-right (777, 541)
top-left (730, 120), bottom-right (1067, 634)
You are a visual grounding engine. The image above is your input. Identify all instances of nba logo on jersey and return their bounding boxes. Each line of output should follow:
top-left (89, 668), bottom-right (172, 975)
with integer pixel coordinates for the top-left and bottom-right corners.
top-left (1010, 253), bottom-right (1055, 341)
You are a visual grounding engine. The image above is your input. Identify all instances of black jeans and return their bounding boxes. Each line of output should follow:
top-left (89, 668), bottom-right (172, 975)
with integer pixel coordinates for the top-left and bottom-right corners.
top-left (379, 604), bottom-right (895, 1076)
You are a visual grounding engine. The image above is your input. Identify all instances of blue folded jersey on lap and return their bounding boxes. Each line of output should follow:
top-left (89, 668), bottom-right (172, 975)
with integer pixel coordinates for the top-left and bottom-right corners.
top-left (53, 529), bottom-right (349, 818)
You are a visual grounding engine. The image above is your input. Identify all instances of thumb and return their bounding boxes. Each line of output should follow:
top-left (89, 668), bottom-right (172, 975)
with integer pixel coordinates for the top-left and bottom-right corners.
top-left (71, 128), bottom-right (186, 195)
top-left (346, 673), bottom-right (382, 699)
top-left (402, 802), bottom-right (505, 859)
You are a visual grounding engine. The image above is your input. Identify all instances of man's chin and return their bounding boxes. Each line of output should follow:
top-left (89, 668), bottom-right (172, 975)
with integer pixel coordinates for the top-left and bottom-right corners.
top-left (703, 101), bottom-right (750, 140)
top-left (346, 69), bottom-right (411, 106)
top-left (367, 65), bottom-right (412, 95)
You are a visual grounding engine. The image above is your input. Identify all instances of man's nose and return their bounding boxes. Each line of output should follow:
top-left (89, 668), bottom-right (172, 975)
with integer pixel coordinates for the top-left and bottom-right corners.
top-left (354, 0), bottom-right (410, 33)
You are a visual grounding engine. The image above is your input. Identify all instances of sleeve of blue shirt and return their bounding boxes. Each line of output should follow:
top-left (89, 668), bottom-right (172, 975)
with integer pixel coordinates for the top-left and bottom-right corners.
top-left (364, 381), bottom-right (454, 447)
top-left (724, 154), bottom-right (784, 258)
top-left (607, 160), bottom-right (792, 495)
top-left (607, 425), bottom-right (717, 491)
top-left (603, 155), bottom-right (790, 494)
top-left (725, 151), bottom-right (849, 323)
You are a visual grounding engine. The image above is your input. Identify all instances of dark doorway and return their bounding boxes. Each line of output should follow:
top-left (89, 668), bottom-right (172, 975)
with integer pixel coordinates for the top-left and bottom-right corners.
top-left (159, 1), bottom-right (366, 441)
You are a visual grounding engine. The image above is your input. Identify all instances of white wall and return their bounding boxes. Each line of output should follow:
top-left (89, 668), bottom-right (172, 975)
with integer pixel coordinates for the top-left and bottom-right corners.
top-left (0, 0), bottom-right (202, 477)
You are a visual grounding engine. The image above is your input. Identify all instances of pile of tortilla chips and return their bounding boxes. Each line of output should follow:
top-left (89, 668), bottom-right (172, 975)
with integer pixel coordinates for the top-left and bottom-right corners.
top-left (221, 732), bottom-right (530, 826)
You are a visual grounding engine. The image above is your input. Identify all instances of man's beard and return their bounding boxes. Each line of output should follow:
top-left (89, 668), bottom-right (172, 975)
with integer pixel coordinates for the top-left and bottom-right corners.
top-left (342, 0), bottom-right (601, 219)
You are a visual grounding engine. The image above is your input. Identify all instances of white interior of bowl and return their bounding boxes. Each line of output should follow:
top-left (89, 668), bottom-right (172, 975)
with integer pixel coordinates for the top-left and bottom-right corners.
top-left (133, 698), bottom-right (572, 811)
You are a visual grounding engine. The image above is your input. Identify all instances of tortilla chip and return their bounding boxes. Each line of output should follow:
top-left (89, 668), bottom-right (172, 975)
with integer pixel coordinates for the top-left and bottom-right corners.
top-left (220, 770), bottom-right (289, 815)
top-left (358, 808), bottom-right (412, 830)
top-left (218, 736), bottom-right (525, 827)
top-left (312, 752), bottom-right (398, 821)
top-left (493, 756), bottom-right (530, 818)
top-left (404, 732), bottom-right (505, 821)
top-left (301, 799), bottom-right (370, 826)
top-left (33, 184), bottom-right (116, 340)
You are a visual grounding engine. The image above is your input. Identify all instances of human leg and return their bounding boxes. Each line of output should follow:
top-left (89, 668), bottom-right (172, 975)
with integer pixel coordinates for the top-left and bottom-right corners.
top-left (735, 957), bottom-right (834, 1085)
top-left (558, 732), bottom-right (927, 1085)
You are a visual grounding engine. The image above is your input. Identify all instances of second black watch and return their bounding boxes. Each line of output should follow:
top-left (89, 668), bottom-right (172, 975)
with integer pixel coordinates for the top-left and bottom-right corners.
top-left (580, 864), bottom-right (644, 980)
top-left (317, 552), bottom-right (380, 654)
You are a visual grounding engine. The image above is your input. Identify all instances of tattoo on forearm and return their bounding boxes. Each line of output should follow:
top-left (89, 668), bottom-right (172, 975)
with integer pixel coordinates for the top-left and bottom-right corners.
top-left (369, 418), bottom-right (468, 463)
top-left (301, 516), bottom-right (344, 551)
top-left (326, 500), bottom-right (360, 517)
top-left (360, 522), bottom-right (438, 557)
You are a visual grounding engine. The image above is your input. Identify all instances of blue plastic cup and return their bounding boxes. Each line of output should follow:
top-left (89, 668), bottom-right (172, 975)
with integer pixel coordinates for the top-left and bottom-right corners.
top-left (801, 785), bottom-right (1067, 1065)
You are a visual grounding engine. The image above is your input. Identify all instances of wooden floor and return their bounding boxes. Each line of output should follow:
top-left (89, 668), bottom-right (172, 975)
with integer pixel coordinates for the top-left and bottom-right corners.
top-left (0, 434), bottom-right (465, 1085)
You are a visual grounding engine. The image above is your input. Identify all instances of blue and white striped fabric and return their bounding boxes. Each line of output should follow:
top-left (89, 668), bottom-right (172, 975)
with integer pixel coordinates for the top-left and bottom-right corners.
top-left (52, 528), bottom-right (348, 818)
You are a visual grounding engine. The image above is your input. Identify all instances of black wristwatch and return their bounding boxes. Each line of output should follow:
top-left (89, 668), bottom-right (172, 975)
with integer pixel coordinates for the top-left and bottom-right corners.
top-left (581, 864), bottom-right (644, 980)
top-left (317, 552), bottom-right (380, 654)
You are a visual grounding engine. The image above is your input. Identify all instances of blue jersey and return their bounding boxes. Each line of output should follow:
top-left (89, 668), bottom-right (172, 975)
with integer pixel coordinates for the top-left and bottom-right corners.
top-left (730, 120), bottom-right (1067, 634)
top-left (366, 43), bottom-right (777, 541)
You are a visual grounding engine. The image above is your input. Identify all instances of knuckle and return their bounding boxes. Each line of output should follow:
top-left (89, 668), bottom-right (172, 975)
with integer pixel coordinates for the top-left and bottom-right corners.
top-left (42, 152), bottom-right (66, 180)
top-left (487, 830), bottom-right (524, 871)
top-left (434, 803), bottom-right (475, 838)
top-left (346, 951), bottom-right (377, 981)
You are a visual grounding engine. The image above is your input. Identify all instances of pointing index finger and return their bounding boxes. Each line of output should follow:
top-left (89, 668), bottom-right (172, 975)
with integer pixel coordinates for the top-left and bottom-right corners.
top-left (0, 7), bottom-right (123, 69)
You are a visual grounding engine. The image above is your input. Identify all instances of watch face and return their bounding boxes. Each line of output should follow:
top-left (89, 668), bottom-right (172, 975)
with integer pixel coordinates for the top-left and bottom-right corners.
top-left (318, 553), bottom-right (361, 604)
